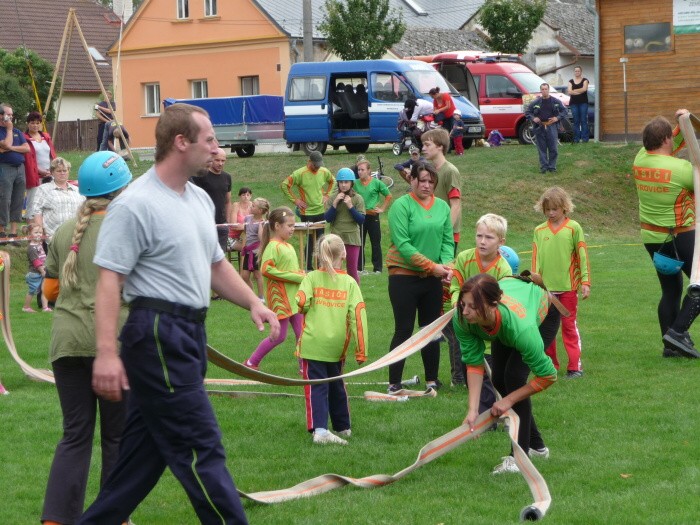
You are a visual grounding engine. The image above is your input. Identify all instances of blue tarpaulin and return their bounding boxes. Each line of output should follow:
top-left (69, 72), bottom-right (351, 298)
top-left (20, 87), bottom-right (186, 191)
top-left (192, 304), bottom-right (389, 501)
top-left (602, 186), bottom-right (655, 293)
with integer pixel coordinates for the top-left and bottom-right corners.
top-left (163, 95), bottom-right (284, 126)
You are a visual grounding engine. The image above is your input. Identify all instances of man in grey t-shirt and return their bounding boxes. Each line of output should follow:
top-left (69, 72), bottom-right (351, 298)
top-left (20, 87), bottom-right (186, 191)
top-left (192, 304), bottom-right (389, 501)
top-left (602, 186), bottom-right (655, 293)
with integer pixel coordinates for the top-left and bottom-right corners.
top-left (80, 104), bottom-right (279, 525)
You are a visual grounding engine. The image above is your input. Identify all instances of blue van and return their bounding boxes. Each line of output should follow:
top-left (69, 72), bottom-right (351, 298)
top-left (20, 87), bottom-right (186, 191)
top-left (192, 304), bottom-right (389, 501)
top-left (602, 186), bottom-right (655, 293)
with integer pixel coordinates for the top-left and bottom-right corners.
top-left (284, 59), bottom-right (484, 155)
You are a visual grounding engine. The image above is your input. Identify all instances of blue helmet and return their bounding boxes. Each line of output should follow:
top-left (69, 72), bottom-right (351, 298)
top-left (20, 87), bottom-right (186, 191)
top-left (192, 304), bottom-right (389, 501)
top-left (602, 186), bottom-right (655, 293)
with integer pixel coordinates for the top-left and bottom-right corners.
top-left (336, 168), bottom-right (356, 182)
top-left (499, 245), bottom-right (520, 274)
top-left (78, 151), bottom-right (132, 197)
top-left (653, 252), bottom-right (683, 275)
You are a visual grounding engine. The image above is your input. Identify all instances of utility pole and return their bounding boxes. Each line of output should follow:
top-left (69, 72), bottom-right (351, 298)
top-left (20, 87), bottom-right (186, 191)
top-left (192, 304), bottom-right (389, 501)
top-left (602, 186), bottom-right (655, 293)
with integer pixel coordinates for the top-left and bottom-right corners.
top-left (303, 0), bottom-right (314, 62)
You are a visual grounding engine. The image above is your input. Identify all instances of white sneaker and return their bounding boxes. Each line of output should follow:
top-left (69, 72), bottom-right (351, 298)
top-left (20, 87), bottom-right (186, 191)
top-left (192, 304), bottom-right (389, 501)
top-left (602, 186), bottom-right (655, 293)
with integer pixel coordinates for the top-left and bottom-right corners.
top-left (313, 428), bottom-right (348, 445)
top-left (529, 446), bottom-right (550, 459)
top-left (492, 456), bottom-right (519, 474)
top-left (337, 429), bottom-right (351, 437)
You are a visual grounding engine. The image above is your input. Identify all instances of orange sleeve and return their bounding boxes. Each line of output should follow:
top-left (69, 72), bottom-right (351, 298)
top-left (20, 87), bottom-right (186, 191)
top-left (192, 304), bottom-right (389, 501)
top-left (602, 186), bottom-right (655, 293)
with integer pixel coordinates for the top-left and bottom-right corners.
top-left (43, 277), bottom-right (60, 303)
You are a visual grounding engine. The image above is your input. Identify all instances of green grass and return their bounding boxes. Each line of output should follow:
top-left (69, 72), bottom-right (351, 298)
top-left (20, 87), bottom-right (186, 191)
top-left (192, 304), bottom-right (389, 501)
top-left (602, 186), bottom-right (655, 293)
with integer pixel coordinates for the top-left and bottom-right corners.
top-left (2, 142), bottom-right (699, 524)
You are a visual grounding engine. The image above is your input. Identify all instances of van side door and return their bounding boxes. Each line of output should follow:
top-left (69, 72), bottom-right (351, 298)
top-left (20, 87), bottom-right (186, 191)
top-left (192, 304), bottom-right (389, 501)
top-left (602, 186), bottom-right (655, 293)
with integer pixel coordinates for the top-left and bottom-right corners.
top-left (482, 74), bottom-right (523, 137)
top-left (368, 72), bottom-right (411, 142)
top-left (284, 75), bottom-right (330, 144)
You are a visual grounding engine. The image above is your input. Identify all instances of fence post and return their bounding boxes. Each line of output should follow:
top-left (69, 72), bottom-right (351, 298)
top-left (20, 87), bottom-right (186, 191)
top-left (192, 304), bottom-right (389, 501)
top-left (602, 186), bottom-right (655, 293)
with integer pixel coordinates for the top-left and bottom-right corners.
top-left (77, 119), bottom-right (82, 150)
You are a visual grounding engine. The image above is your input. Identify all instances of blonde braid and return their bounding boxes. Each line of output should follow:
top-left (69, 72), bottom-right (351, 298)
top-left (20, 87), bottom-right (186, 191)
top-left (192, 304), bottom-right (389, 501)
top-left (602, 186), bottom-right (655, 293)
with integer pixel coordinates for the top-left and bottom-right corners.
top-left (62, 198), bottom-right (111, 289)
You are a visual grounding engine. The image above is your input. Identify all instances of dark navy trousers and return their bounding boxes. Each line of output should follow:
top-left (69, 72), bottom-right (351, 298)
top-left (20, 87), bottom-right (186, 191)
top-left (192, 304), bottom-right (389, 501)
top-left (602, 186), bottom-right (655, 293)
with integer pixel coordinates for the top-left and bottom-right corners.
top-left (78, 309), bottom-right (248, 525)
top-left (302, 359), bottom-right (350, 433)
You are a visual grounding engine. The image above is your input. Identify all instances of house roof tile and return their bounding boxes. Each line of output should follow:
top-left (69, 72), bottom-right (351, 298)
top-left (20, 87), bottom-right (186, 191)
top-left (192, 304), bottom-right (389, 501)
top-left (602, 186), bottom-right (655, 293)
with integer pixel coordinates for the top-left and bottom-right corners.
top-left (543, 0), bottom-right (595, 55)
top-left (0, 0), bottom-right (121, 93)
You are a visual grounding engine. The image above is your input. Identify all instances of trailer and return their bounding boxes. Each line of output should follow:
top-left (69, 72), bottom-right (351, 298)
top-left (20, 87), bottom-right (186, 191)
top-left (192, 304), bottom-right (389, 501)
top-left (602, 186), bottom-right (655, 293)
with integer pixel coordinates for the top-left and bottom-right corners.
top-left (163, 95), bottom-right (284, 157)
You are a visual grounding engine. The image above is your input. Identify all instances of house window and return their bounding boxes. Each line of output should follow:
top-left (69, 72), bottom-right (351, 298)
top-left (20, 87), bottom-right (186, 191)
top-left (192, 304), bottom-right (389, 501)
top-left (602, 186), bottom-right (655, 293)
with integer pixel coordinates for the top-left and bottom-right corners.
top-left (241, 76), bottom-right (260, 96)
top-left (191, 79), bottom-right (208, 99)
top-left (145, 83), bottom-right (161, 115)
top-left (205, 0), bottom-right (217, 16)
top-left (624, 23), bottom-right (671, 53)
top-left (177, 0), bottom-right (189, 19)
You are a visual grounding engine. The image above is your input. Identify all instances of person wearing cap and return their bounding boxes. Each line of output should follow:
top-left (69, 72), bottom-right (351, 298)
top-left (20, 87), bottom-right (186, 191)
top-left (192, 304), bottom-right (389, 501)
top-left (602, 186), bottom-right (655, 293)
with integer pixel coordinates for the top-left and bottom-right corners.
top-left (281, 151), bottom-right (335, 270)
top-left (634, 108), bottom-right (700, 358)
top-left (450, 109), bottom-right (465, 155)
top-left (354, 158), bottom-right (392, 274)
top-left (393, 145), bottom-right (425, 184)
top-left (40, 151), bottom-right (133, 525)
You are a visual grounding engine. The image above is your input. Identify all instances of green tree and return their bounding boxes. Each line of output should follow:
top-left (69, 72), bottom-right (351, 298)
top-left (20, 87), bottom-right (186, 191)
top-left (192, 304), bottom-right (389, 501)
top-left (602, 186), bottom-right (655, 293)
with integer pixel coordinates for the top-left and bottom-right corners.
top-left (319, 0), bottom-right (406, 61)
top-left (0, 48), bottom-right (59, 122)
top-left (478, 0), bottom-right (546, 54)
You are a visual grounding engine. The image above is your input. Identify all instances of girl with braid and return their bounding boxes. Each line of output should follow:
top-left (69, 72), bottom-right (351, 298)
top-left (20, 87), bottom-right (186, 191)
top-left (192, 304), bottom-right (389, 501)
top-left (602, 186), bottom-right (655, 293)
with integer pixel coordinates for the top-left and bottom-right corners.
top-left (41, 152), bottom-right (133, 525)
top-left (244, 207), bottom-right (305, 371)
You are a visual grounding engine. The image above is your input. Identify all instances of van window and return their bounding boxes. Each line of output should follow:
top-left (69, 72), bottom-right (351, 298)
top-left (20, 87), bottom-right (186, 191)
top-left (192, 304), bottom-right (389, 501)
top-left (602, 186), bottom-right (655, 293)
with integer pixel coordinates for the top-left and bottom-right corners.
top-left (404, 69), bottom-right (458, 96)
top-left (289, 77), bottom-right (326, 101)
top-left (371, 73), bottom-right (410, 101)
top-left (486, 75), bottom-right (518, 98)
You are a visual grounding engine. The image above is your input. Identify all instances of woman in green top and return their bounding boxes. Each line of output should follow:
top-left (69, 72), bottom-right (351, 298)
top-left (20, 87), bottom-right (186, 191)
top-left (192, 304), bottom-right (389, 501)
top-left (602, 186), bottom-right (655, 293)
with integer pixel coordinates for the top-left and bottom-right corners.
top-left (386, 162), bottom-right (454, 393)
top-left (41, 152), bottom-right (132, 524)
top-left (454, 274), bottom-right (560, 475)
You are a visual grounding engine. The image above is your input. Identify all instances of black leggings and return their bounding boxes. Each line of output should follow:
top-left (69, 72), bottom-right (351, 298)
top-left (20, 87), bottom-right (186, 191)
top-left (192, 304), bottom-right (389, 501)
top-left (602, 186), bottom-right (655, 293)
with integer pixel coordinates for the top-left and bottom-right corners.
top-left (388, 274), bottom-right (443, 385)
top-left (644, 230), bottom-right (700, 336)
top-left (491, 304), bottom-right (561, 454)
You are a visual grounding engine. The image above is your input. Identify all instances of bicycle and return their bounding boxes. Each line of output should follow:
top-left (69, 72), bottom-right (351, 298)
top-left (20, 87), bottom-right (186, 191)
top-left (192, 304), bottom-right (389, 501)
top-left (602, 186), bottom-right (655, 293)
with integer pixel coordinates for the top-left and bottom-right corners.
top-left (371, 156), bottom-right (394, 188)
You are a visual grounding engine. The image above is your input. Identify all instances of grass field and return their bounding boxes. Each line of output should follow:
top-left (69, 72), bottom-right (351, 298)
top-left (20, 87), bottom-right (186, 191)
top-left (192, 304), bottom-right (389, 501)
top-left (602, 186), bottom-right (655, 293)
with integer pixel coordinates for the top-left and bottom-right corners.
top-left (1, 142), bottom-right (699, 524)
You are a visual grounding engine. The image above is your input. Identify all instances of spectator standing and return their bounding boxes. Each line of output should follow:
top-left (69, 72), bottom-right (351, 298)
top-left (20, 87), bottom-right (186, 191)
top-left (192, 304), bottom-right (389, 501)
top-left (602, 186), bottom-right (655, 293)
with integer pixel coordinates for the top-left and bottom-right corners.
top-left (393, 145), bottom-right (424, 184)
top-left (190, 148), bottom-right (232, 251)
top-left (0, 103), bottom-right (30, 239)
top-left (78, 103), bottom-right (279, 524)
top-left (525, 83), bottom-right (565, 173)
top-left (94, 95), bottom-right (115, 152)
top-left (23, 112), bottom-right (56, 220)
top-left (32, 158), bottom-right (85, 242)
top-left (280, 151), bottom-right (335, 270)
top-left (567, 66), bottom-right (590, 143)
top-left (354, 159), bottom-right (392, 274)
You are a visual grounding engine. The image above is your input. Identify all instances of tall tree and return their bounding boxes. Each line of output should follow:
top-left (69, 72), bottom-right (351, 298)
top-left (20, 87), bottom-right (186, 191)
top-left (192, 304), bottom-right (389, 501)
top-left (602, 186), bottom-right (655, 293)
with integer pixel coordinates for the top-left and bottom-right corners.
top-left (0, 48), bottom-right (59, 121)
top-left (319, 0), bottom-right (406, 61)
top-left (478, 0), bottom-right (546, 54)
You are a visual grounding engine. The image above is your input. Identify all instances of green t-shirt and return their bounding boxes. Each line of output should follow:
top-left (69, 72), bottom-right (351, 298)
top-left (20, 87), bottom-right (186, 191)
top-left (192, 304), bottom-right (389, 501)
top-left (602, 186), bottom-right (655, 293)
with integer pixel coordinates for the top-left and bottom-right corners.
top-left (280, 166), bottom-right (335, 215)
top-left (47, 213), bottom-right (128, 362)
top-left (354, 177), bottom-right (391, 211)
top-left (260, 240), bottom-right (305, 319)
top-left (386, 193), bottom-right (454, 272)
top-left (296, 269), bottom-right (368, 363)
top-left (325, 189), bottom-right (365, 246)
top-left (532, 217), bottom-right (590, 292)
top-left (435, 160), bottom-right (462, 234)
top-left (450, 248), bottom-right (512, 306)
top-left (633, 142), bottom-right (695, 244)
top-left (453, 277), bottom-right (556, 380)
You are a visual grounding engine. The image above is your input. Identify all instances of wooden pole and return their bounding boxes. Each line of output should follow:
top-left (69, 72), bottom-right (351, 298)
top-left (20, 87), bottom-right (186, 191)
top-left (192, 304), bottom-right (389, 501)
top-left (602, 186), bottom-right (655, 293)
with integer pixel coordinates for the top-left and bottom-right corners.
top-left (45, 9), bottom-right (72, 123)
top-left (52, 15), bottom-right (74, 141)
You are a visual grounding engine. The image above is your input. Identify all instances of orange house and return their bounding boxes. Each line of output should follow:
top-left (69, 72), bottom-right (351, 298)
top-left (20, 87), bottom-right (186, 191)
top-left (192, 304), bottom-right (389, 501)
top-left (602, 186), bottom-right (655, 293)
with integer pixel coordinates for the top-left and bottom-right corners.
top-left (109, 0), bottom-right (291, 148)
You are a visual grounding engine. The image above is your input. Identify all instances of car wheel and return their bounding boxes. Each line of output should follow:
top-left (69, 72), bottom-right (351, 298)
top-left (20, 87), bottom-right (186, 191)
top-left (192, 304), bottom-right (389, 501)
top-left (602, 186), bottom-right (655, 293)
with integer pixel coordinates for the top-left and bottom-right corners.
top-left (462, 138), bottom-right (473, 150)
top-left (392, 142), bottom-right (402, 156)
top-left (345, 143), bottom-right (369, 154)
top-left (301, 142), bottom-right (327, 155)
top-left (234, 145), bottom-right (255, 158)
top-left (518, 120), bottom-right (535, 145)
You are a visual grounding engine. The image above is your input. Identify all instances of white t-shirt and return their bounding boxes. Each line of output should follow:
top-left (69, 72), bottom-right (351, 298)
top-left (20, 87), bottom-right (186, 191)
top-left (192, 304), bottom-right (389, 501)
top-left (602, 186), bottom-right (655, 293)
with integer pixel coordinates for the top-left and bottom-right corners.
top-left (32, 139), bottom-right (51, 172)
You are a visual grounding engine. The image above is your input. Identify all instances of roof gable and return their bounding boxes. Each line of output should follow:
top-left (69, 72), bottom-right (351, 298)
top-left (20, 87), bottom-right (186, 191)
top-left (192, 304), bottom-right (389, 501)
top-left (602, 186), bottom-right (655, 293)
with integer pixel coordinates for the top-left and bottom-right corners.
top-left (0, 0), bottom-right (121, 93)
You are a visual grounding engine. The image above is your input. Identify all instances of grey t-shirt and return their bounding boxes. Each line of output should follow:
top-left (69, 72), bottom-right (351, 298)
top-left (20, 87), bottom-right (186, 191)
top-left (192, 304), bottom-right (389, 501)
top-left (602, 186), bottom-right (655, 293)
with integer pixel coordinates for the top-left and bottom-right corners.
top-left (94, 167), bottom-right (224, 309)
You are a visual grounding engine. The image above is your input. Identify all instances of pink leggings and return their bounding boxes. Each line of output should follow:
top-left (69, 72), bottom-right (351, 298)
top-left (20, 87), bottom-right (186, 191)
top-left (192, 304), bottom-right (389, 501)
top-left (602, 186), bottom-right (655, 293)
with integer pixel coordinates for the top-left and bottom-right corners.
top-left (345, 244), bottom-right (360, 284)
top-left (247, 313), bottom-right (303, 367)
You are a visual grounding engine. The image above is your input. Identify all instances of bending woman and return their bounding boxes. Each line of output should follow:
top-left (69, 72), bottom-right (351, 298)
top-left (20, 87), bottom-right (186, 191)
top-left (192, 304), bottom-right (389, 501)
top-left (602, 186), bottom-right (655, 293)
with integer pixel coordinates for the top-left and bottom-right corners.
top-left (454, 274), bottom-right (560, 475)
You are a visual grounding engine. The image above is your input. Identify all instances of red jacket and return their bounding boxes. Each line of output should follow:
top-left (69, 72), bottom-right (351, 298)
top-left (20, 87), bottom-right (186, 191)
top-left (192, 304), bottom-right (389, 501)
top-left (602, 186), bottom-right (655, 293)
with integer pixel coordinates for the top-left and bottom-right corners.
top-left (23, 132), bottom-right (56, 189)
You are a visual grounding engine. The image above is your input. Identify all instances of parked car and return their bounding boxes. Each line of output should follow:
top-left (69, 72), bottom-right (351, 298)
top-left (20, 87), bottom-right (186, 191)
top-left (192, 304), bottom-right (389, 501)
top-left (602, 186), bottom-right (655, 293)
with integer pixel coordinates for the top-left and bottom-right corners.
top-left (555, 84), bottom-right (595, 139)
top-left (410, 51), bottom-right (571, 144)
top-left (283, 59), bottom-right (485, 155)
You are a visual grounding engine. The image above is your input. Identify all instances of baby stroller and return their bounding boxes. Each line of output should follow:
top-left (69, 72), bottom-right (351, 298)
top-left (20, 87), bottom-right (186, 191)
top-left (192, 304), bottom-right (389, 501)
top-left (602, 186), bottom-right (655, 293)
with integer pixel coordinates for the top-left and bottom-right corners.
top-left (393, 118), bottom-right (422, 156)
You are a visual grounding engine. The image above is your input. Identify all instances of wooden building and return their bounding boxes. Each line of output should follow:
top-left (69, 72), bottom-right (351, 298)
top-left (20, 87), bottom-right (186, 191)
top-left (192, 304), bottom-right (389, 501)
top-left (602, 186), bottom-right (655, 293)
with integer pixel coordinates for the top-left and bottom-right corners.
top-left (597, 0), bottom-right (700, 141)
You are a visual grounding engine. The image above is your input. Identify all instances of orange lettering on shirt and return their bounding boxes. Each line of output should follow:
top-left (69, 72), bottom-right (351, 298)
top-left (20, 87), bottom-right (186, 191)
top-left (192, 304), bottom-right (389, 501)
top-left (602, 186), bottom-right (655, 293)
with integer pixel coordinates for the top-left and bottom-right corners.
top-left (633, 167), bottom-right (672, 183)
top-left (313, 287), bottom-right (348, 301)
top-left (501, 294), bottom-right (526, 319)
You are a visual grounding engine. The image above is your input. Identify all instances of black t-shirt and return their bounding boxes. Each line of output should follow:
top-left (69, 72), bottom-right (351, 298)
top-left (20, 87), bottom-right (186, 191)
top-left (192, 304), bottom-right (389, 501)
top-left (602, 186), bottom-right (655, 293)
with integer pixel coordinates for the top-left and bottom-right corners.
top-left (190, 170), bottom-right (232, 224)
top-left (568, 78), bottom-right (589, 105)
top-left (537, 97), bottom-right (557, 121)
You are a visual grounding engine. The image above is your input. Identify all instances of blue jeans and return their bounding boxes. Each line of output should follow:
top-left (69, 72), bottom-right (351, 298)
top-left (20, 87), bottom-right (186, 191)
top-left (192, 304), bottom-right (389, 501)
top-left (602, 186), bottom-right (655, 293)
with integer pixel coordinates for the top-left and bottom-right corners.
top-left (571, 103), bottom-right (589, 142)
top-left (534, 124), bottom-right (559, 171)
top-left (0, 162), bottom-right (27, 227)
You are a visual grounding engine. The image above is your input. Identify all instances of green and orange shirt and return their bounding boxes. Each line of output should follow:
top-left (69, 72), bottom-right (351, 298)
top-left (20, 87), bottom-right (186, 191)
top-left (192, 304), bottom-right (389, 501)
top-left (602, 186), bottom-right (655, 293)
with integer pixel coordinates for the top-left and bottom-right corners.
top-left (260, 240), bottom-right (305, 319)
top-left (532, 218), bottom-right (590, 292)
top-left (633, 126), bottom-right (694, 243)
top-left (453, 277), bottom-right (557, 391)
top-left (295, 269), bottom-right (368, 363)
top-left (280, 166), bottom-right (335, 215)
top-left (449, 248), bottom-right (512, 306)
top-left (385, 193), bottom-right (454, 273)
